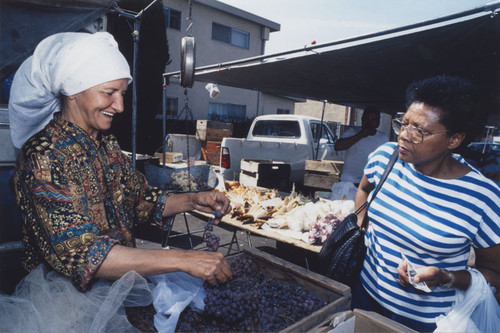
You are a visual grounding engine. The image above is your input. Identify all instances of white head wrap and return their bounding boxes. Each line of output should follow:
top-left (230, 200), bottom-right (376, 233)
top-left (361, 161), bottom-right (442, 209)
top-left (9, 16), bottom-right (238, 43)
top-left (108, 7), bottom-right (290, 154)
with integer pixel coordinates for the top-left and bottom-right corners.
top-left (8, 32), bottom-right (132, 148)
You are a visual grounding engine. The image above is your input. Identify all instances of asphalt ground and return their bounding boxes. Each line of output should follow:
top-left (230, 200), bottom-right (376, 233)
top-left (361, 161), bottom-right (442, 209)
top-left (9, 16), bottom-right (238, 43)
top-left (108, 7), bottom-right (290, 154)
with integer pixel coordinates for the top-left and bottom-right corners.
top-left (135, 212), bottom-right (323, 273)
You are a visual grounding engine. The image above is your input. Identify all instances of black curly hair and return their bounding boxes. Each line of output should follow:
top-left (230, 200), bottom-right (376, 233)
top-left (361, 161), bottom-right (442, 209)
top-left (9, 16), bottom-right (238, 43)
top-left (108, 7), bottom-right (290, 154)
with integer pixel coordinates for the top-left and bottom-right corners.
top-left (405, 75), bottom-right (486, 146)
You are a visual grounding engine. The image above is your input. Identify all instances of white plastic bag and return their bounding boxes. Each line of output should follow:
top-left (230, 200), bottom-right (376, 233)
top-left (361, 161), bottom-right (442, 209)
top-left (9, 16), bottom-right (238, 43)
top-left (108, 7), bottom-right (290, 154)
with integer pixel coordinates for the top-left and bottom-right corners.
top-left (148, 271), bottom-right (206, 333)
top-left (205, 83), bottom-right (220, 98)
top-left (434, 268), bottom-right (500, 332)
top-left (329, 181), bottom-right (357, 201)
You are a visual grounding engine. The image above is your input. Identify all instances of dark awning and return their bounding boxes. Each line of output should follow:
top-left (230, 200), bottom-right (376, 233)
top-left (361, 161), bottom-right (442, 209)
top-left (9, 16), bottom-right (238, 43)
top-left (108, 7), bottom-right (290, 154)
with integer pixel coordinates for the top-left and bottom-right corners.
top-left (0, 0), bottom-right (116, 80)
top-left (179, 3), bottom-right (500, 115)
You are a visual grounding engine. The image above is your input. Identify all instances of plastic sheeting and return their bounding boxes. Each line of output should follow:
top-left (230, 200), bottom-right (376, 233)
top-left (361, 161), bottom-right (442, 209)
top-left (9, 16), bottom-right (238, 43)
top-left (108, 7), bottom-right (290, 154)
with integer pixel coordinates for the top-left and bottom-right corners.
top-left (0, 0), bottom-right (115, 81)
top-left (0, 265), bottom-right (153, 332)
top-left (191, 4), bottom-right (500, 115)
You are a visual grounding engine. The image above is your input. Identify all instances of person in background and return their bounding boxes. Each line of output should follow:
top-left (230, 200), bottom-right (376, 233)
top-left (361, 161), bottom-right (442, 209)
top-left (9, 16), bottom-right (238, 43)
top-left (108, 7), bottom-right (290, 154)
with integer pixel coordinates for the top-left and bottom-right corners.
top-left (330, 107), bottom-right (388, 200)
top-left (352, 75), bottom-right (500, 331)
top-left (335, 107), bottom-right (388, 186)
top-left (5, 32), bottom-right (232, 331)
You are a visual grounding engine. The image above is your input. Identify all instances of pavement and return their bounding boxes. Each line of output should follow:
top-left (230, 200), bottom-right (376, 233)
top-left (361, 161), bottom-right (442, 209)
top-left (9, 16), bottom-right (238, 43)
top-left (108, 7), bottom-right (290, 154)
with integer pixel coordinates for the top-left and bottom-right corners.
top-left (135, 212), bottom-right (323, 273)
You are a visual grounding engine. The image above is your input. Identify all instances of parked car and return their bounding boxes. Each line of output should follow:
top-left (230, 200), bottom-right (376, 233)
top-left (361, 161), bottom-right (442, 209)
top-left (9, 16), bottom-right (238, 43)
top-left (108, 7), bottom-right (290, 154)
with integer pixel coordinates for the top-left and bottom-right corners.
top-left (218, 114), bottom-right (341, 185)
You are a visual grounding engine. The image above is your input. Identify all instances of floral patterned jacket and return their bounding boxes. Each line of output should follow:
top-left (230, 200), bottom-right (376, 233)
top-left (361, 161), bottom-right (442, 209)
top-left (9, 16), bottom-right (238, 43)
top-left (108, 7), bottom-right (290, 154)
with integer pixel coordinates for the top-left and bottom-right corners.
top-left (14, 113), bottom-right (168, 291)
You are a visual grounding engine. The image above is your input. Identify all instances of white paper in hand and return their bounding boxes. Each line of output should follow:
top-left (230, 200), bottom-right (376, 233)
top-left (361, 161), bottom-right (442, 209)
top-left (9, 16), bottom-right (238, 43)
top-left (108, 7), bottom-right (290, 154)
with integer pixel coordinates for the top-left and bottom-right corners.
top-left (401, 253), bottom-right (431, 293)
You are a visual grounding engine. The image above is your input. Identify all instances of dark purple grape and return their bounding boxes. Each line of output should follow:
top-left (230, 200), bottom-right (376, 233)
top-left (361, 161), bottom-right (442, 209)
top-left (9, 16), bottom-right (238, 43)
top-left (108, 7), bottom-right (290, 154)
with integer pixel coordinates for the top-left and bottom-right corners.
top-left (176, 256), bottom-right (326, 332)
top-left (203, 216), bottom-right (220, 251)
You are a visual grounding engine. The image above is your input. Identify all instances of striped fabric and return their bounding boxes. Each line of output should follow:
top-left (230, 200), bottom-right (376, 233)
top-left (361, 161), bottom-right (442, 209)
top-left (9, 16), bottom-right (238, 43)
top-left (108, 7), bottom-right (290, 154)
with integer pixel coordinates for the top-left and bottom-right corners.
top-left (360, 142), bottom-right (500, 324)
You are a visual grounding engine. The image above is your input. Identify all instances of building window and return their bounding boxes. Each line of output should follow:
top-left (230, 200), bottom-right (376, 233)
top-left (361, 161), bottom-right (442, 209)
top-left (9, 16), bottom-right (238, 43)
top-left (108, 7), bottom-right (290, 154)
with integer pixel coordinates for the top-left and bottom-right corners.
top-left (208, 102), bottom-right (246, 122)
top-left (212, 22), bottom-right (249, 49)
top-left (156, 97), bottom-right (178, 119)
top-left (164, 7), bottom-right (181, 30)
top-left (277, 108), bottom-right (290, 114)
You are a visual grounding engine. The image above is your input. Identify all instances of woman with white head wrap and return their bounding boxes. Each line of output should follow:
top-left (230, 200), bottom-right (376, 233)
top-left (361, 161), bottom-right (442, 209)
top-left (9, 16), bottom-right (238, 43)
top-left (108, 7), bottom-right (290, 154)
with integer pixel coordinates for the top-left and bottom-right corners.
top-left (9, 32), bottom-right (132, 148)
top-left (4, 32), bottom-right (232, 332)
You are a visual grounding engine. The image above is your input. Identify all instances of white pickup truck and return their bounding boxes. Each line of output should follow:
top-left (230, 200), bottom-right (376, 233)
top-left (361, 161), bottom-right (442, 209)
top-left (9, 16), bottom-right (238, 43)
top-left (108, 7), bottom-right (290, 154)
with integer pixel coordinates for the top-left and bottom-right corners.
top-left (219, 114), bottom-right (341, 184)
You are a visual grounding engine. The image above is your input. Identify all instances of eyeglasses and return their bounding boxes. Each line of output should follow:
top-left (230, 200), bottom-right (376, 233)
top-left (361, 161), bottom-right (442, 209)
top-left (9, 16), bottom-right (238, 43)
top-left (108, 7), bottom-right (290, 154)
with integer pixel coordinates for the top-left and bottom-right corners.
top-left (392, 118), bottom-right (449, 144)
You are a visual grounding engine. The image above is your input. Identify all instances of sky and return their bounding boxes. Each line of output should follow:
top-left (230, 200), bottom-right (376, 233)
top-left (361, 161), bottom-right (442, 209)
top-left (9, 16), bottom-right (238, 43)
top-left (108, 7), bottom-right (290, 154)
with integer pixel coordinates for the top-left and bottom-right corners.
top-left (217, 0), bottom-right (493, 54)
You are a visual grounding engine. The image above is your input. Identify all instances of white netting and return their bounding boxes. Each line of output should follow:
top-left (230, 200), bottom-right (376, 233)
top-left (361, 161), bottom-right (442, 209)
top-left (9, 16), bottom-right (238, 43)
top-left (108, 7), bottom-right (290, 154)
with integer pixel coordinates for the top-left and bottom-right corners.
top-left (0, 265), bottom-right (153, 332)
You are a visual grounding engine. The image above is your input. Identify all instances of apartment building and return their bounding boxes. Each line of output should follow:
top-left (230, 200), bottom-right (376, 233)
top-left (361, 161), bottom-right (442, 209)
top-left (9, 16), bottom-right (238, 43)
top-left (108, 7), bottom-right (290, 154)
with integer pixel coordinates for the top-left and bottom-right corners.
top-left (161, 0), bottom-right (297, 123)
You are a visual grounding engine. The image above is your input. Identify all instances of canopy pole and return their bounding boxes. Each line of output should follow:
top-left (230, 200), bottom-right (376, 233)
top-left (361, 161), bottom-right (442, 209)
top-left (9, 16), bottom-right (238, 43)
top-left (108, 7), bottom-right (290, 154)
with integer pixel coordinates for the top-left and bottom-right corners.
top-left (112, 0), bottom-right (158, 167)
top-left (315, 100), bottom-right (327, 160)
top-left (162, 75), bottom-right (167, 167)
top-left (131, 20), bottom-right (140, 167)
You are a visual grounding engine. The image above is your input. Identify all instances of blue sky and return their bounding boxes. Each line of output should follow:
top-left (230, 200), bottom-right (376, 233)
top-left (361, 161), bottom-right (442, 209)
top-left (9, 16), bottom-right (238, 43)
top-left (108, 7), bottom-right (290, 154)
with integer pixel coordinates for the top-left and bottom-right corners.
top-left (218, 0), bottom-right (493, 54)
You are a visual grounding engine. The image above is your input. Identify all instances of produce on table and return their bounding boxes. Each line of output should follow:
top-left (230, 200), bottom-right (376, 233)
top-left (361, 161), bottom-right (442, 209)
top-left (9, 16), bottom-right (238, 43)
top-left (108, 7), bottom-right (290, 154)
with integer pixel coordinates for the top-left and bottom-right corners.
top-left (222, 181), bottom-right (354, 244)
top-left (164, 170), bottom-right (210, 192)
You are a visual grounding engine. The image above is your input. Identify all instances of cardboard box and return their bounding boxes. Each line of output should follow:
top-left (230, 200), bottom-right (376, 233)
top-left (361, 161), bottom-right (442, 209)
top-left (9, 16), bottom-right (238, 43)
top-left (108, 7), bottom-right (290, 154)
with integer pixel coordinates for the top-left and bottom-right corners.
top-left (239, 159), bottom-right (291, 191)
top-left (154, 152), bottom-right (183, 164)
top-left (230, 248), bottom-right (351, 332)
top-left (201, 141), bottom-right (221, 165)
top-left (304, 160), bottom-right (344, 190)
top-left (309, 309), bottom-right (418, 332)
top-left (196, 120), bottom-right (233, 141)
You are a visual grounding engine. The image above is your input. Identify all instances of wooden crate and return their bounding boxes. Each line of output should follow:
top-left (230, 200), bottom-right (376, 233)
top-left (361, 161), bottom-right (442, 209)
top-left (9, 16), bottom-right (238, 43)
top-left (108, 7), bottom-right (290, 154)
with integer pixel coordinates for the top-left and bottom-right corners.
top-left (239, 159), bottom-right (291, 191)
top-left (154, 152), bottom-right (183, 164)
top-left (230, 248), bottom-right (351, 332)
top-left (201, 141), bottom-right (221, 165)
top-left (308, 309), bottom-right (418, 333)
top-left (196, 120), bottom-right (233, 141)
top-left (304, 160), bottom-right (344, 190)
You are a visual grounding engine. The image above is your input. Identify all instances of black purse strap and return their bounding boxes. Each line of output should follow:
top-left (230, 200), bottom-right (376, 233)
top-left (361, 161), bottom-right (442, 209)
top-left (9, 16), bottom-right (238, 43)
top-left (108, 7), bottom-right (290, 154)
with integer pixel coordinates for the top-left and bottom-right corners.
top-left (357, 145), bottom-right (399, 229)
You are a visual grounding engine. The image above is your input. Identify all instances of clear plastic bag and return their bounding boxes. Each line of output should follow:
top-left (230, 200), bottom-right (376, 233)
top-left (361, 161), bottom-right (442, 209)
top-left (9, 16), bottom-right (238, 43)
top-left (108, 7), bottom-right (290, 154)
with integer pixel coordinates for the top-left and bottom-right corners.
top-left (148, 271), bottom-right (206, 333)
top-left (329, 181), bottom-right (358, 201)
top-left (434, 268), bottom-right (500, 332)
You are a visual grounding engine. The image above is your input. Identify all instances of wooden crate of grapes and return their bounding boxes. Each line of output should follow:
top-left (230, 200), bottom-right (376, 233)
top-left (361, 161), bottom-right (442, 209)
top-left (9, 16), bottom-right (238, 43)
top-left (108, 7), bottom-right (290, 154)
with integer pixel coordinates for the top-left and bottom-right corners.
top-left (176, 247), bottom-right (351, 332)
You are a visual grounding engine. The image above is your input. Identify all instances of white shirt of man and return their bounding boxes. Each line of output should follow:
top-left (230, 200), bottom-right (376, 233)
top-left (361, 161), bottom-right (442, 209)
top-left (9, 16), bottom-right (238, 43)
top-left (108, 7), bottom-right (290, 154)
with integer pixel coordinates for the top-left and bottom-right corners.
top-left (339, 127), bottom-right (388, 183)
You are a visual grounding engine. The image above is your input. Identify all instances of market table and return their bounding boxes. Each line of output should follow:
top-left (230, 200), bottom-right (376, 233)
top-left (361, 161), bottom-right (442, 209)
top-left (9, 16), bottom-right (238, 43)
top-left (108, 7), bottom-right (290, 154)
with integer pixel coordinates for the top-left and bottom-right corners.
top-left (219, 213), bottom-right (321, 253)
top-left (187, 210), bottom-right (323, 269)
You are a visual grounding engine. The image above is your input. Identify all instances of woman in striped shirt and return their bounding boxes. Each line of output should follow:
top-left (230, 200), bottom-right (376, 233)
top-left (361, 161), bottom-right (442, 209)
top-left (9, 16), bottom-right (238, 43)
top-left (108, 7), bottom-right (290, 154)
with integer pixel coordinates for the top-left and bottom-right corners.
top-left (352, 75), bottom-right (500, 331)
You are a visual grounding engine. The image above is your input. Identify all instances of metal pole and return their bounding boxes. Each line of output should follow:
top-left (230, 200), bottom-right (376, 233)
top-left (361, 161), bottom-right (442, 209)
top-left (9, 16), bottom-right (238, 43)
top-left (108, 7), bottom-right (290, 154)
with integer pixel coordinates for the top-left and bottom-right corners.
top-left (315, 100), bottom-right (326, 160)
top-left (111, 0), bottom-right (158, 167)
top-left (162, 76), bottom-right (167, 166)
top-left (131, 21), bottom-right (140, 167)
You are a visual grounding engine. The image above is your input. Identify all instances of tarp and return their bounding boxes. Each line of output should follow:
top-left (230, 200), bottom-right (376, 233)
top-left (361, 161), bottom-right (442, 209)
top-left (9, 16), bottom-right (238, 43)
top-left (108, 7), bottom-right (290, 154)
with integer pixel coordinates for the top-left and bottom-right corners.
top-left (0, 0), bottom-right (116, 80)
top-left (0, 0), bottom-right (169, 155)
top-left (185, 3), bottom-right (500, 115)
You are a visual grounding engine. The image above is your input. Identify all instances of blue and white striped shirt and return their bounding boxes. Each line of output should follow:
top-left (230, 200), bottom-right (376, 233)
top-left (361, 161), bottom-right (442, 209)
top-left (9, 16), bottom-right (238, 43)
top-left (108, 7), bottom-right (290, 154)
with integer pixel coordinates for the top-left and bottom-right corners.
top-left (361, 142), bottom-right (500, 324)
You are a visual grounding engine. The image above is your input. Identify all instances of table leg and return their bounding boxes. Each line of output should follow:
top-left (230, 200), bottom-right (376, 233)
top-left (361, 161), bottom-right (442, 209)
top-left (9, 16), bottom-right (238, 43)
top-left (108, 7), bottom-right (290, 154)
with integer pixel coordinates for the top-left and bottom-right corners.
top-left (161, 216), bottom-right (175, 248)
top-left (225, 230), bottom-right (241, 256)
top-left (182, 212), bottom-right (194, 249)
top-left (246, 231), bottom-right (252, 247)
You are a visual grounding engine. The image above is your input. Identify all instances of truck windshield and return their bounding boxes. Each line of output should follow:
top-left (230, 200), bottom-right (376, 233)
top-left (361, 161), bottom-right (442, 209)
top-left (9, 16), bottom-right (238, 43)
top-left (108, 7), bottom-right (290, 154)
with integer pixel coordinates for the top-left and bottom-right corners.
top-left (252, 120), bottom-right (301, 138)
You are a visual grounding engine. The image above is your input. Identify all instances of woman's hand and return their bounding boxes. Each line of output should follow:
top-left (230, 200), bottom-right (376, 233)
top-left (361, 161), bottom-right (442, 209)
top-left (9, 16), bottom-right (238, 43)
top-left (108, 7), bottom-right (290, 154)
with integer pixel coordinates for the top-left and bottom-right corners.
top-left (162, 191), bottom-right (231, 220)
top-left (191, 191), bottom-right (231, 223)
top-left (183, 250), bottom-right (232, 286)
top-left (397, 260), bottom-right (475, 291)
top-left (397, 261), bottom-right (448, 288)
